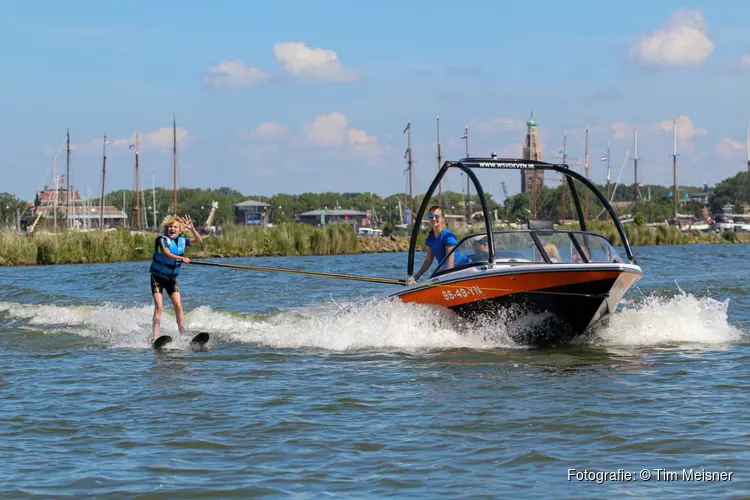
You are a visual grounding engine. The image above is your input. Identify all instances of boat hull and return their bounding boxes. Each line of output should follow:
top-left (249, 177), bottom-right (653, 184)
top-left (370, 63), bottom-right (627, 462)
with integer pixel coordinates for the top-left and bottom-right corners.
top-left (388, 265), bottom-right (641, 346)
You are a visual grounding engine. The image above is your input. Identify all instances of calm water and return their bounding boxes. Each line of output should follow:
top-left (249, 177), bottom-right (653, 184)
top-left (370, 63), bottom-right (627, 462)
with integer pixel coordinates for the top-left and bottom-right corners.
top-left (0, 244), bottom-right (747, 498)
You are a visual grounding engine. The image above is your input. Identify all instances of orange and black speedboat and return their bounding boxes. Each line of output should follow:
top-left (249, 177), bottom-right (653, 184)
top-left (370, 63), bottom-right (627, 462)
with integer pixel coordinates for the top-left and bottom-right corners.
top-left (388, 157), bottom-right (642, 345)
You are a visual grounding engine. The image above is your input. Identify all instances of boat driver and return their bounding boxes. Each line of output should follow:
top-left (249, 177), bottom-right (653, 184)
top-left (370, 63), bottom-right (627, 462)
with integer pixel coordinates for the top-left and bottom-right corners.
top-left (409, 206), bottom-right (470, 283)
top-left (471, 236), bottom-right (490, 262)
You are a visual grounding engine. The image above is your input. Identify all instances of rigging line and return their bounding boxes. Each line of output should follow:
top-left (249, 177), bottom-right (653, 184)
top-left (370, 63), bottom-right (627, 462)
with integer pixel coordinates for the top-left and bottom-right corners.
top-left (596, 150), bottom-right (630, 220)
top-left (190, 260), bottom-right (610, 298)
top-left (21, 136), bottom-right (69, 221)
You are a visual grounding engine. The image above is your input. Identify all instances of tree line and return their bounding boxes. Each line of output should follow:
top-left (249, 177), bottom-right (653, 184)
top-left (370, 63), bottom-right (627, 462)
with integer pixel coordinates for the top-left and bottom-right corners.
top-left (3, 171), bottom-right (749, 230)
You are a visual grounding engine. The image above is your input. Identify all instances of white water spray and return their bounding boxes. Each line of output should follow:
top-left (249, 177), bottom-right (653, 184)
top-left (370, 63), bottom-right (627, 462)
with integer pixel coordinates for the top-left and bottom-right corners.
top-left (0, 287), bottom-right (744, 352)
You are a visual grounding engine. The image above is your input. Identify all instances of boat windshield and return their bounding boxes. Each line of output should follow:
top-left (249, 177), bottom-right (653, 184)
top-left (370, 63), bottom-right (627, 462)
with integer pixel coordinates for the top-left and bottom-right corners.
top-left (432, 230), bottom-right (623, 276)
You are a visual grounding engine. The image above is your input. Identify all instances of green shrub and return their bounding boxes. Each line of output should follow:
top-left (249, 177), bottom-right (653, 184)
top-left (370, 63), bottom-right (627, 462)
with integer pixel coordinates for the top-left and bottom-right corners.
top-left (722, 231), bottom-right (740, 243)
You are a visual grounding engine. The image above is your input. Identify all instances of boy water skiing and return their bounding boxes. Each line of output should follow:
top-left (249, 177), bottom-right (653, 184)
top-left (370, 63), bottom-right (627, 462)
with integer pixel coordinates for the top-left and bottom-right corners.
top-left (150, 215), bottom-right (202, 341)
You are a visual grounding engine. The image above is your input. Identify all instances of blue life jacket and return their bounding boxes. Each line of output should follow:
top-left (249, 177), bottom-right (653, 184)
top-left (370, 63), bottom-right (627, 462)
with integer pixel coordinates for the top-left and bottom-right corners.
top-left (150, 235), bottom-right (188, 280)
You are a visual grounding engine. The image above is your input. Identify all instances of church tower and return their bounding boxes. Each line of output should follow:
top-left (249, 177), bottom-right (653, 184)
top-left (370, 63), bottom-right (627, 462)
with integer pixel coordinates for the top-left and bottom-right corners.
top-left (521, 112), bottom-right (544, 194)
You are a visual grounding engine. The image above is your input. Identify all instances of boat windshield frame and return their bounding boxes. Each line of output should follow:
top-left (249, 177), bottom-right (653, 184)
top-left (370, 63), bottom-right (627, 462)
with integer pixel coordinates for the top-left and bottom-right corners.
top-left (428, 229), bottom-right (625, 279)
top-left (406, 157), bottom-right (637, 278)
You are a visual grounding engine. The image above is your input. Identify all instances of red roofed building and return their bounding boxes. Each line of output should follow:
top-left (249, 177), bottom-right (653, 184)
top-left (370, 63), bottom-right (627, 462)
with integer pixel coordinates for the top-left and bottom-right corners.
top-left (27, 185), bottom-right (127, 231)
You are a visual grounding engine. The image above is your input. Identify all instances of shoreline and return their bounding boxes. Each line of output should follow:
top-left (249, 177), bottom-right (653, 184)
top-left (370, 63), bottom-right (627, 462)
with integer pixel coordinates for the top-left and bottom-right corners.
top-left (0, 226), bottom-right (748, 267)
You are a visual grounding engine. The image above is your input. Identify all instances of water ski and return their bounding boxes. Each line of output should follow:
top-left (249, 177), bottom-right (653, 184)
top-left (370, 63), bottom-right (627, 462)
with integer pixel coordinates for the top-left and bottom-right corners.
top-left (190, 332), bottom-right (210, 346)
top-left (153, 335), bottom-right (173, 349)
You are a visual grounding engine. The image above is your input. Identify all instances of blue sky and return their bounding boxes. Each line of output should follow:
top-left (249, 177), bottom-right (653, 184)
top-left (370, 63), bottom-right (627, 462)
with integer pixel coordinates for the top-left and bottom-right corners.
top-left (2, 0), bottom-right (750, 202)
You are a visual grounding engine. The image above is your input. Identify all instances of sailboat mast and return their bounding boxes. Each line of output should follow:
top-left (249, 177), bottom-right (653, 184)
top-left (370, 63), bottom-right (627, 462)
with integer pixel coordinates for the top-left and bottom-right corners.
top-left (584, 124), bottom-right (589, 220)
top-left (672, 119), bottom-right (678, 220)
top-left (605, 141), bottom-right (611, 222)
top-left (404, 121), bottom-right (413, 227)
top-left (100, 134), bottom-right (107, 230)
top-left (152, 173), bottom-right (157, 229)
top-left (606, 141), bottom-right (612, 201)
top-left (634, 129), bottom-right (639, 213)
top-left (465, 126), bottom-right (470, 223)
top-left (746, 123), bottom-right (749, 174)
top-left (66, 129), bottom-right (71, 229)
top-left (141, 175), bottom-right (149, 229)
top-left (53, 153), bottom-right (57, 233)
top-left (561, 130), bottom-right (567, 223)
top-left (135, 133), bottom-right (141, 230)
top-left (173, 115), bottom-right (178, 215)
top-left (436, 115), bottom-right (443, 209)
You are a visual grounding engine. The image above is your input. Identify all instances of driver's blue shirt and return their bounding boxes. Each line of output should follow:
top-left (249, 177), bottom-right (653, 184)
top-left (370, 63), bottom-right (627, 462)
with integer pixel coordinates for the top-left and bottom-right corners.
top-left (425, 229), bottom-right (471, 267)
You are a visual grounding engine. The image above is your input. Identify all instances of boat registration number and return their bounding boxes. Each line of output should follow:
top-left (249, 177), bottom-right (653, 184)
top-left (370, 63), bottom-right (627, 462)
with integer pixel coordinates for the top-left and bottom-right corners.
top-left (442, 285), bottom-right (483, 301)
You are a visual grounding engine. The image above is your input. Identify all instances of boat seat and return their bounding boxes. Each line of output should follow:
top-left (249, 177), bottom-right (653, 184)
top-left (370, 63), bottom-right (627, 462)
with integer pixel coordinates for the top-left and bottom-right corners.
top-left (528, 219), bottom-right (555, 230)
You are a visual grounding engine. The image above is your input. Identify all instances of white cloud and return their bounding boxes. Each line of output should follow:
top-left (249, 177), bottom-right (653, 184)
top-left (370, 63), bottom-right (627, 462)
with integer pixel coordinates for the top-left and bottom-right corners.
top-left (272, 42), bottom-right (359, 82)
top-left (652, 115), bottom-right (707, 140)
top-left (304, 113), bottom-right (349, 147)
top-left (471, 118), bottom-right (526, 133)
top-left (347, 128), bottom-right (378, 154)
top-left (70, 126), bottom-right (189, 155)
top-left (740, 54), bottom-right (750, 67)
top-left (244, 122), bottom-right (288, 140)
top-left (629, 9), bottom-right (714, 66)
top-left (717, 137), bottom-right (746, 158)
top-left (303, 112), bottom-right (378, 154)
top-left (203, 42), bottom-right (358, 89)
top-left (610, 115), bottom-right (706, 143)
top-left (611, 121), bottom-right (633, 140)
top-left (112, 127), bottom-right (189, 150)
top-left (202, 60), bottom-right (272, 89)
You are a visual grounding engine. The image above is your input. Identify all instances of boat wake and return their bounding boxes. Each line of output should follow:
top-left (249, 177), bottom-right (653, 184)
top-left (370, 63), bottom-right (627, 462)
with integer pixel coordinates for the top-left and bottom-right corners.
top-left (0, 288), bottom-right (744, 352)
top-left (587, 288), bottom-right (745, 347)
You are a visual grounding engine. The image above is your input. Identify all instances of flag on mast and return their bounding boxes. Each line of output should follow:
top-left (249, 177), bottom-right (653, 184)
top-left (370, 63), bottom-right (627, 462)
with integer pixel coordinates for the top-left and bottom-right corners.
top-left (461, 129), bottom-right (468, 140)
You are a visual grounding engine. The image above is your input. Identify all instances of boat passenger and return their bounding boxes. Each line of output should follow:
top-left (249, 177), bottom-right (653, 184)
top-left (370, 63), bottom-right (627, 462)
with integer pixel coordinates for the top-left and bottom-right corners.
top-left (471, 236), bottom-right (490, 262)
top-left (409, 206), bottom-right (470, 282)
top-left (150, 215), bottom-right (203, 341)
top-left (544, 243), bottom-right (561, 263)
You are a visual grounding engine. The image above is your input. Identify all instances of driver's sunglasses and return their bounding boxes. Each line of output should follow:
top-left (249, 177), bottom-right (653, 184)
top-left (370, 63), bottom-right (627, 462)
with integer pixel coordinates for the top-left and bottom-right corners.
top-left (427, 214), bottom-right (441, 220)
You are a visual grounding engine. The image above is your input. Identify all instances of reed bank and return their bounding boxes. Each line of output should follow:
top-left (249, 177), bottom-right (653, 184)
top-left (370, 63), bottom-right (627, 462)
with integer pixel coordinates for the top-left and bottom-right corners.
top-left (0, 223), bottom-right (748, 267)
